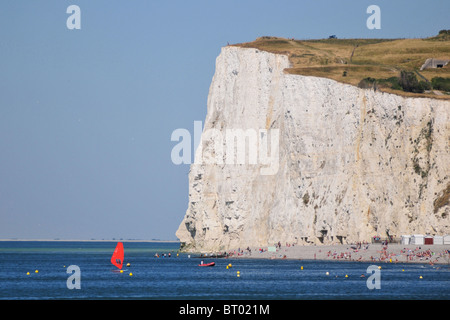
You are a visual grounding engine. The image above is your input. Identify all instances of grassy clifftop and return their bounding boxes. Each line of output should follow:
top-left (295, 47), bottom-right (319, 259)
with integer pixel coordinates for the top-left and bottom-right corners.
top-left (233, 32), bottom-right (450, 100)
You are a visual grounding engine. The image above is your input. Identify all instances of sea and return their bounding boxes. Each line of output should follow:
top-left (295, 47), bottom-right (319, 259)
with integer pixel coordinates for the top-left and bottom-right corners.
top-left (0, 241), bottom-right (449, 313)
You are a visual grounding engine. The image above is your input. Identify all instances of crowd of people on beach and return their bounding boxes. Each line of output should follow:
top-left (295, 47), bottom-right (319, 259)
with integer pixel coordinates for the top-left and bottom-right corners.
top-left (327, 250), bottom-right (352, 260)
top-left (370, 246), bottom-right (450, 264)
top-left (400, 247), bottom-right (450, 264)
top-left (224, 246), bottom-right (256, 257)
top-left (226, 242), bottom-right (298, 257)
top-left (325, 241), bottom-right (371, 261)
top-left (320, 242), bottom-right (450, 264)
top-left (190, 241), bottom-right (450, 265)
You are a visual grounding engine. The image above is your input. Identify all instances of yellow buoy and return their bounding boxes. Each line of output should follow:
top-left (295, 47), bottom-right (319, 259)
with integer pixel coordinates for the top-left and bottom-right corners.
top-left (402, 269), bottom-right (405, 272)
top-left (226, 266), bottom-right (229, 269)
top-left (35, 270), bottom-right (39, 273)
top-left (378, 266), bottom-right (382, 270)
top-left (301, 266), bottom-right (303, 270)
top-left (228, 263), bottom-right (232, 268)
top-left (419, 276), bottom-right (423, 279)
top-left (120, 270), bottom-right (123, 273)
top-left (345, 274), bottom-right (348, 278)
top-left (126, 263), bottom-right (130, 267)
top-left (26, 272), bottom-right (30, 275)
top-left (326, 272), bottom-right (329, 276)
top-left (129, 272), bottom-right (133, 276)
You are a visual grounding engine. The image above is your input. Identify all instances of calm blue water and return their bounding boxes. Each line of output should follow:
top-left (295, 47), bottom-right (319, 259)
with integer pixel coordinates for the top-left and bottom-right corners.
top-left (0, 241), bottom-right (449, 300)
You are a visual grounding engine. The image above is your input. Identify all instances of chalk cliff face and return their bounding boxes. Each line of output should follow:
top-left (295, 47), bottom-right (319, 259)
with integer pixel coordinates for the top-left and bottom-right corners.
top-left (176, 46), bottom-right (450, 252)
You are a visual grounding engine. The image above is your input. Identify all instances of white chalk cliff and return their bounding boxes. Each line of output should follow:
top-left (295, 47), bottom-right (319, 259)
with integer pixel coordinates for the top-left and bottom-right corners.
top-left (176, 46), bottom-right (450, 252)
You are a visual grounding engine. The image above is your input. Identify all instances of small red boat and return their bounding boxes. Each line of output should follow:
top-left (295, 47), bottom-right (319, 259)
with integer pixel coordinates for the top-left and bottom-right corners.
top-left (198, 262), bottom-right (215, 267)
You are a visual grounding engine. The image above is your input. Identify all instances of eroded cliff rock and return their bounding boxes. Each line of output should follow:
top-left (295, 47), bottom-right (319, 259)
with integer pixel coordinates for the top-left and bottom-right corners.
top-left (176, 46), bottom-right (450, 252)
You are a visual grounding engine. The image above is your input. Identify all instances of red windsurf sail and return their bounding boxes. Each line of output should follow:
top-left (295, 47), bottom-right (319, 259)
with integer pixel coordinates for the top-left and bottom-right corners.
top-left (111, 242), bottom-right (124, 269)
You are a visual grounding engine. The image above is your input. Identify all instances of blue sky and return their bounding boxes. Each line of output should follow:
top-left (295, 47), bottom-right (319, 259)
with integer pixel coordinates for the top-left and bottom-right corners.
top-left (0, 1), bottom-right (448, 240)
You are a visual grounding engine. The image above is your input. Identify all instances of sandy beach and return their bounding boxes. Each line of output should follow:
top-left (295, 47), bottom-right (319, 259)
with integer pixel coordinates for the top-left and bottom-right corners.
top-left (224, 243), bottom-right (450, 265)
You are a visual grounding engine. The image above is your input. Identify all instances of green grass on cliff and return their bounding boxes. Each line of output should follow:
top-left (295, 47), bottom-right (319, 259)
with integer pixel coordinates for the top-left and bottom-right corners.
top-left (233, 32), bottom-right (450, 100)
